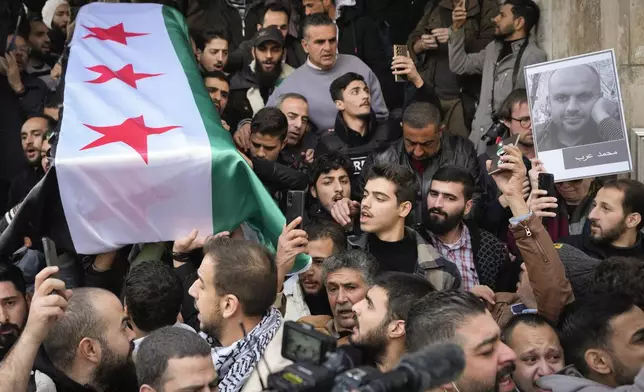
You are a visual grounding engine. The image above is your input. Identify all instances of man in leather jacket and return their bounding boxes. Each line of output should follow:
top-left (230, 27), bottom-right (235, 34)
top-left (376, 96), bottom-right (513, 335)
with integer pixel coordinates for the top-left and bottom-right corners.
top-left (360, 101), bottom-right (483, 230)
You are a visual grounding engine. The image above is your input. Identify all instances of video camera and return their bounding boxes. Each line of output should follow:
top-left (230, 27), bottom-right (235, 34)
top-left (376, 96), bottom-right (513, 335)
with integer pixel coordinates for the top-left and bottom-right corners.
top-left (265, 321), bottom-right (465, 392)
top-left (481, 116), bottom-right (510, 146)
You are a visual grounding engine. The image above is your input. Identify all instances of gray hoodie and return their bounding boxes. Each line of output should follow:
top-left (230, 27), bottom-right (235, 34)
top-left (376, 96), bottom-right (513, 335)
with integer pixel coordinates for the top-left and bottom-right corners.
top-left (537, 367), bottom-right (644, 392)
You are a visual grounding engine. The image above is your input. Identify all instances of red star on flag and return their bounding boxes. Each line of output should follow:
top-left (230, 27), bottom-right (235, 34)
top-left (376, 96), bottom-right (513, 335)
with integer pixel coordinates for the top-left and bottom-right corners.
top-left (81, 116), bottom-right (180, 164)
top-left (86, 64), bottom-right (162, 88)
top-left (82, 23), bottom-right (147, 45)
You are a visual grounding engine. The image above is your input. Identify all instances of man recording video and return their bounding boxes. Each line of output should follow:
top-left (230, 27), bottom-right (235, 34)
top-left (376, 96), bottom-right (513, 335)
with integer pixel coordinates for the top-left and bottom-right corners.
top-left (536, 64), bottom-right (624, 152)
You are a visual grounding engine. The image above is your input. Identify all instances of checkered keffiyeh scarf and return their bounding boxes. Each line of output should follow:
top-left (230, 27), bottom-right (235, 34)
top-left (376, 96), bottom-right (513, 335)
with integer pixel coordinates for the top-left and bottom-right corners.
top-left (213, 307), bottom-right (282, 392)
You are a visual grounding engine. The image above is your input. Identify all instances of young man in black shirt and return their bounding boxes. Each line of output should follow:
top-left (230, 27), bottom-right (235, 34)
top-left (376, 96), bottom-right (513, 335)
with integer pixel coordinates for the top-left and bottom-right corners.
top-left (348, 162), bottom-right (460, 290)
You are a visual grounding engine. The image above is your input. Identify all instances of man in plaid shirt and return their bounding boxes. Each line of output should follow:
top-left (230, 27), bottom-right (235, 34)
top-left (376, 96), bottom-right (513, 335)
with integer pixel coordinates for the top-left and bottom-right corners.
top-left (425, 165), bottom-right (510, 291)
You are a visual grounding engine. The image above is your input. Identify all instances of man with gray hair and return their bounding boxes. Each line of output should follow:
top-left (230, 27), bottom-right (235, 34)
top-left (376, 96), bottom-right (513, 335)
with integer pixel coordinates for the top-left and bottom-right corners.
top-left (298, 249), bottom-right (378, 345)
top-left (537, 64), bottom-right (623, 152)
top-left (136, 326), bottom-right (217, 392)
top-left (38, 287), bottom-right (138, 392)
top-left (276, 92), bottom-right (318, 169)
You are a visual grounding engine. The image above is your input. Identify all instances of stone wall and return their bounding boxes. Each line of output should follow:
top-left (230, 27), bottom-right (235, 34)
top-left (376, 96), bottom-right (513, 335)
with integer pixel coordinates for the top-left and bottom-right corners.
top-left (535, 0), bottom-right (644, 178)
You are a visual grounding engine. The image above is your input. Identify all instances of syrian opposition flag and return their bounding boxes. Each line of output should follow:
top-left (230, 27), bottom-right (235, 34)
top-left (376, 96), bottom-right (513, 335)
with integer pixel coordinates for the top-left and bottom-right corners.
top-left (0, 3), bottom-right (310, 272)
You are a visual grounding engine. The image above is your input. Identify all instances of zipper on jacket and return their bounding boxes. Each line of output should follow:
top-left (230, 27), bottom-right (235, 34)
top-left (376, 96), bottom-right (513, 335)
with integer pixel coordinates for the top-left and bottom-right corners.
top-left (518, 221), bottom-right (551, 263)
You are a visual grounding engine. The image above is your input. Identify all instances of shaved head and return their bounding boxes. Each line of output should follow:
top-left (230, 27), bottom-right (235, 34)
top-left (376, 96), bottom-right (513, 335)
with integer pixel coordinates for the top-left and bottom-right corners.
top-left (548, 64), bottom-right (602, 134)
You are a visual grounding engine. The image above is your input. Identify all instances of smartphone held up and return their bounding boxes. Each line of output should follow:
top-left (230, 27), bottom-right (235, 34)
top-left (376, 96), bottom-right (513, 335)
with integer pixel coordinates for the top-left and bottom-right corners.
top-left (393, 45), bottom-right (410, 82)
top-left (487, 134), bottom-right (521, 175)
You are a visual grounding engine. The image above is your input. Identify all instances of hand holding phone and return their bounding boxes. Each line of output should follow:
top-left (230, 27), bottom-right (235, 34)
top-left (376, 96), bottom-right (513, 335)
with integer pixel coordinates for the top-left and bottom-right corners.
top-left (42, 237), bottom-right (61, 279)
top-left (452, 0), bottom-right (468, 30)
top-left (537, 173), bottom-right (557, 215)
top-left (392, 45), bottom-right (410, 82)
top-left (285, 191), bottom-right (306, 229)
top-left (486, 134), bottom-right (521, 175)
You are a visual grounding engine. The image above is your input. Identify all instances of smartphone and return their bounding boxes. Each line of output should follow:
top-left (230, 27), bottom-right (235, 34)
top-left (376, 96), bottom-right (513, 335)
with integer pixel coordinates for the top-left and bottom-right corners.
top-left (285, 190), bottom-right (306, 229)
top-left (393, 45), bottom-right (410, 82)
top-left (486, 134), bottom-right (520, 175)
top-left (538, 173), bottom-right (557, 214)
top-left (42, 237), bottom-right (61, 280)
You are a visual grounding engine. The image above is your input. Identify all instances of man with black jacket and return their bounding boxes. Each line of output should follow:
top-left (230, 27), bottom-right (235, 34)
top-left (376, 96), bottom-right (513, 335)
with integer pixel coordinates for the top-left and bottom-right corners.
top-left (316, 72), bottom-right (392, 200)
top-left (360, 101), bottom-right (483, 230)
top-left (228, 26), bottom-right (294, 140)
top-left (226, 2), bottom-right (305, 73)
top-left (560, 179), bottom-right (644, 260)
top-left (243, 107), bottom-right (309, 202)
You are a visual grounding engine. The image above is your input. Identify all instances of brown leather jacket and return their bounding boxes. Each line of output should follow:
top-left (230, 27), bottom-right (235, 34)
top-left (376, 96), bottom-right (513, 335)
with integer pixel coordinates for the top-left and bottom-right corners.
top-left (492, 214), bottom-right (574, 327)
top-left (297, 315), bottom-right (350, 346)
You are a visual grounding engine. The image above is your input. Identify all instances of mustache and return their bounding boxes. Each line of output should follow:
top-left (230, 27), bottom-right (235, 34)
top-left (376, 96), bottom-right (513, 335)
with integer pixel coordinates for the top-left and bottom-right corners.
top-left (497, 363), bottom-right (516, 380)
top-left (428, 207), bottom-right (447, 217)
top-left (0, 323), bottom-right (20, 334)
top-left (335, 303), bottom-right (353, 313)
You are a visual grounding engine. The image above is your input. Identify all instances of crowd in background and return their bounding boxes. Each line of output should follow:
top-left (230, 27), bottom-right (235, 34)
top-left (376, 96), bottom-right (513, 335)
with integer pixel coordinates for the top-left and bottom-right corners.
top-left (1, 0), bottom-right (644, 392)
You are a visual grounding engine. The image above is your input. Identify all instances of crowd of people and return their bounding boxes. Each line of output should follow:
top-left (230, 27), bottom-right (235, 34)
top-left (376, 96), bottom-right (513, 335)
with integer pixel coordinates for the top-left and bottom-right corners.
top-left (1, 0), bottom-right (644, 391)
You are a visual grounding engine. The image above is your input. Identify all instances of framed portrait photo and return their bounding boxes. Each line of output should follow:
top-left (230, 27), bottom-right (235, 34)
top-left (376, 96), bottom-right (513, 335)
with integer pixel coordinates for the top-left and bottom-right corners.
top-left (525, 49), bottom-right (632, 182)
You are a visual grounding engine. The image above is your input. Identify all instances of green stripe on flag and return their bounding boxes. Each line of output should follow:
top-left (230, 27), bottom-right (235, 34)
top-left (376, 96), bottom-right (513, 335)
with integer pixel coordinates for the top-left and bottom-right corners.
top-left (161, 6), bottom-right (310, 272)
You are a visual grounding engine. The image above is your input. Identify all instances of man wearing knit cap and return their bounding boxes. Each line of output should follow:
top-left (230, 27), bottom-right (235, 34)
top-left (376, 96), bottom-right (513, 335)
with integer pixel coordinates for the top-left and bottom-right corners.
top-left (41, 0), bottom-right (70, 56)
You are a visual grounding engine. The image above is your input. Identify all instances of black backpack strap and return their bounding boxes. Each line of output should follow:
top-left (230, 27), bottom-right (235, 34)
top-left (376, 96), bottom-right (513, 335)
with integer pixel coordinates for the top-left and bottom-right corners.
top-left (511, 38), bottom-right (530, 90)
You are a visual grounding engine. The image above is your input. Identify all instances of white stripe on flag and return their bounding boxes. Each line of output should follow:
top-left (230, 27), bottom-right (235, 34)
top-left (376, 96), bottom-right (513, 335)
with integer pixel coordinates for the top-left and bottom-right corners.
top-left (56, 3), bottom-right (213, 253)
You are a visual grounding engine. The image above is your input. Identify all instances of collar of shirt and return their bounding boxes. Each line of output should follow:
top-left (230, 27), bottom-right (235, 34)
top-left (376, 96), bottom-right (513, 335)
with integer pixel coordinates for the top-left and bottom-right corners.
top-left (430, 223), bottom-right (471, 250)
top-left (307, 57), bottom-right (323, 70)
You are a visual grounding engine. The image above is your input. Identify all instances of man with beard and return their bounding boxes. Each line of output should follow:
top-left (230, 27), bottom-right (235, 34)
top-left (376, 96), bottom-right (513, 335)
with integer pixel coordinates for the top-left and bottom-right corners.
top-left (7, 115), bottom-right (53, 209)
top-left (298, 249), bottom-right (377, 346)
top-left (536, 65), bottom-right (623, 152)
top-left (309, 152), bottom-right (352, 222)
top-left (195, 27), bottom-right (229, 73)
top-left (229, 26), bottom-right (293, 148)
top-left (560, 179), bottom-right (644, 260)
top-left (406, 290), bottom-right (519, 392)
top-left (188, 237), bottom-right (292, 391)
top-left (479, 89), bottom-right (534, 240)
top-left (0, 267), bottom-right (68, 392)
top-left (501, 314), bottom-right (565, 392)
top-left (449, 0), bottom-right (547, 153)
top-left (316, 72), bottom-right (392, 200)
top-left (346, 162), bottom-right (461, 290)
top-left (203, 70), bottom-right (231, 130)
top-left (350, 272), bottom-right (435, 371)
top-left (424, 165), bottom-right (510, 291)
top-left (358, 102), bottom-right (483, 230)
top-left (0, 263), bottom-right (29, 361)
top-left (277, 93), bottom-right (318, 170)
top-left (537, 293), bottom-right (644, 391)
top-left (408, 0), bottom-right (498, 138)
top-left (22, 14), bottom-right (58, 91)
top-left (39, 287), bottom-right (138, 392)
top-left (41, 0), bottom-right (70, 57)
top-left (226, 2), bottom-right (306, 73)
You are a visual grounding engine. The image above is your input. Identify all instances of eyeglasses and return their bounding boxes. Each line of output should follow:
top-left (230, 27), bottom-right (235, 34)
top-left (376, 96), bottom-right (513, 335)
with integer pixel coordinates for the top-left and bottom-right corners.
top-left (511, 116), bottom-right (532, 129)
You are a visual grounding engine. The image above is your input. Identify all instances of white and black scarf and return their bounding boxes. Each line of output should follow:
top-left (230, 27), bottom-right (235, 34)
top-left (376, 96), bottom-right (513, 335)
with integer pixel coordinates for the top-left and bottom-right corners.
top-left (211, 307), bottom-right (282, 392)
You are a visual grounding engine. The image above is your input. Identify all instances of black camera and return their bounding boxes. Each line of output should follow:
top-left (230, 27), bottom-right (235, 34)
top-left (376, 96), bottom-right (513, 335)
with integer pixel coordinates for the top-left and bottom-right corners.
top-left (481, 116), bottom-right (509, 146)
top-left (267, 321), bottom-right (363, 392)
top-left (265, 321), bottom-right (466, 392)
